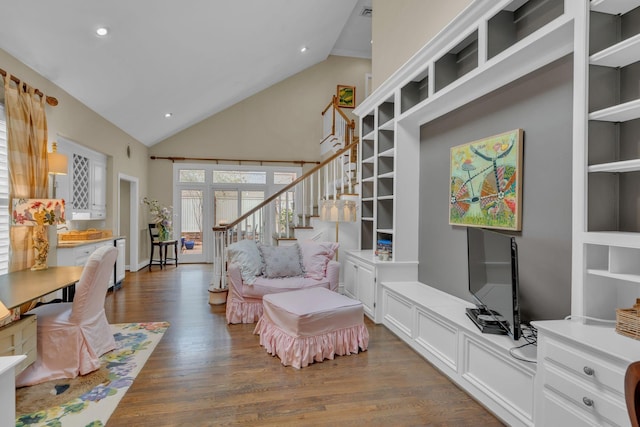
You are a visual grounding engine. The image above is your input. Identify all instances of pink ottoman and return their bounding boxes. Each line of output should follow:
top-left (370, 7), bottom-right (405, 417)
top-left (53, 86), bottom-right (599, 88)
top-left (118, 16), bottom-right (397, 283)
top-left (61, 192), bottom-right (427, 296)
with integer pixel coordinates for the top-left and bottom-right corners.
top-left (254, 287), bottom-right (369, 368)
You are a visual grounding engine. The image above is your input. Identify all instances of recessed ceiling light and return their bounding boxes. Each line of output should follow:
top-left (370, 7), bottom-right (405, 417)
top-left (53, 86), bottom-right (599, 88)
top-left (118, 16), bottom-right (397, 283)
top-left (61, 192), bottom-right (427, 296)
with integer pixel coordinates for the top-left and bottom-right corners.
top-left (96, 27), bottom-right (109, 37)
top-left (300, 46), bottom-right (308, 53)
top-left (164, 113), bottom-right (173, 118)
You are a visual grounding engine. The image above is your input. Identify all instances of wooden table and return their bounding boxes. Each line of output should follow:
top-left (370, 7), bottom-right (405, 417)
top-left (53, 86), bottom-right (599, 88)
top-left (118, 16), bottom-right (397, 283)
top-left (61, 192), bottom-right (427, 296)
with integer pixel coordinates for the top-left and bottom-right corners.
top-left (0, 266), bottom-right (84, 310)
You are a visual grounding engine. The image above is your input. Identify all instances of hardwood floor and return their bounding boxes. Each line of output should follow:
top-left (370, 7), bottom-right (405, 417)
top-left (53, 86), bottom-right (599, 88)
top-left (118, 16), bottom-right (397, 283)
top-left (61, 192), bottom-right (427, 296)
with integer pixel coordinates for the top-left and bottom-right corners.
top-left (104, 264), bottom-right (503, 426)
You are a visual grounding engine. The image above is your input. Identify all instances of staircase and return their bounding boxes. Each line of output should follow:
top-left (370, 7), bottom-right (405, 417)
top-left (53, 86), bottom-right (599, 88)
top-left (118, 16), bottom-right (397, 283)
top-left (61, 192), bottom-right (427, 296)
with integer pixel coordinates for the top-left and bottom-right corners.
top-left (210, 98), bottom-right (359, 289)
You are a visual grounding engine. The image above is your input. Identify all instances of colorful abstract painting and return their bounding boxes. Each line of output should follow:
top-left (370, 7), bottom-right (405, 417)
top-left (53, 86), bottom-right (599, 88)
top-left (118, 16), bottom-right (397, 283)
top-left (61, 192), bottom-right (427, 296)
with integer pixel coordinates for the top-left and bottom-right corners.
top-left (449, 129), bottom-right (523, 231)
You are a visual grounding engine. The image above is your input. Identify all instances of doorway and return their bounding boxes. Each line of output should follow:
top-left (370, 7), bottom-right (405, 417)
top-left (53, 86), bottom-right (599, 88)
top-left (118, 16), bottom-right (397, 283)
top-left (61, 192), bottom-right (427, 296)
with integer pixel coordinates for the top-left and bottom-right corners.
top-left (118, 173), bottom-right (139, 271)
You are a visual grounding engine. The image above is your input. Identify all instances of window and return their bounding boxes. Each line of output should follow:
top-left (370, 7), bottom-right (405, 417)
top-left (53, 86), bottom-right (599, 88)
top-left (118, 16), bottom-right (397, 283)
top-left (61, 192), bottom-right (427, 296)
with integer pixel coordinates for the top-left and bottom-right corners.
top-left (212, 170), bottom-right (266, 184)
top-left (179, 169), bottom-right (205, 183)
top-left (0, 106), bottom-right (8, 274)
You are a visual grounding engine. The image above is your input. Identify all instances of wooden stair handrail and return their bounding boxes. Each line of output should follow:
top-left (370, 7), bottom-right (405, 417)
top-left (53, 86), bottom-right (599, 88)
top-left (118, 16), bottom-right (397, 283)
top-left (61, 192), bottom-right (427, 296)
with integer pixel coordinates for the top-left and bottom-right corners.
top-left (321, 95), bottom-right (356, 145)
top-left (213, 140), bottom-right (359, 232)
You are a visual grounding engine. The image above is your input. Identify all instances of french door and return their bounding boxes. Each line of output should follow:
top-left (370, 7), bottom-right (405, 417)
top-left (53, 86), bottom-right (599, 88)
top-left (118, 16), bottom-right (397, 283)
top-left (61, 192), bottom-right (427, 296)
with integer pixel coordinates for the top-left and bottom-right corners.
top-left (213, 188), bottom-right (265, 242)
top-left (177, 188), bottom-right (206, 263)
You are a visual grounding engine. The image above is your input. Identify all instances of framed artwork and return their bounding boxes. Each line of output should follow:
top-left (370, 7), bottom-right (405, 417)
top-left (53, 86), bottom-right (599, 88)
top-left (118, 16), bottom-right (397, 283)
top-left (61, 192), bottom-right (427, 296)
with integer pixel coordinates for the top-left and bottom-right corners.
top-left (337, 85), bottom-right (356, 108)
top-left (449, 129), bottom-right (523, 231)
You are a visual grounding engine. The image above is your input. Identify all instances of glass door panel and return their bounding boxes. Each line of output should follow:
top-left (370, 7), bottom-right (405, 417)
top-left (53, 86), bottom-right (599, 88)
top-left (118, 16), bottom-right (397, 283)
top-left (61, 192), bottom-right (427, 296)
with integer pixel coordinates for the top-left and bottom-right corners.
top-left (213, 189), bottom-right (264, 242)
top-left (179, 189), bottom-right (205, 262)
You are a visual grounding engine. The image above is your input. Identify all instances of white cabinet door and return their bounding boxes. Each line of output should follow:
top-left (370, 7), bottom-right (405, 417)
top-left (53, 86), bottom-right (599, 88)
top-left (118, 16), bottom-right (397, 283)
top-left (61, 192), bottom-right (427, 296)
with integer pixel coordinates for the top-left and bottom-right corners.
top-left (90, 157), bottom-right (106, 219)
top-left (357, 262), bottom-right (375, 317)
top-left (56, 137), bottom-right (107, 219)
top-left (343, 258), bottom-right (357, 299)
top-left (115, 239), bottom-right (126, 283)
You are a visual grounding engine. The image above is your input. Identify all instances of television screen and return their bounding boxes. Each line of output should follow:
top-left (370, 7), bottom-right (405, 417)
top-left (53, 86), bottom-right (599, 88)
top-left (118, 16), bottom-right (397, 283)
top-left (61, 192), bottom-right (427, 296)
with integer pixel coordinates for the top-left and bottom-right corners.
top-left (466, 227), bottom-right (521, 340)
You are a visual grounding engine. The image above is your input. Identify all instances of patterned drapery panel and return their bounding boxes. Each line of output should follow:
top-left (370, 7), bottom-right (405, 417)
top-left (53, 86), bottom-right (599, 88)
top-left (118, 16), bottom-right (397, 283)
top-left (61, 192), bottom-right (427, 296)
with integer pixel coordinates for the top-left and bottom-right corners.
top-left (3, 74), bottom-right (49, 273)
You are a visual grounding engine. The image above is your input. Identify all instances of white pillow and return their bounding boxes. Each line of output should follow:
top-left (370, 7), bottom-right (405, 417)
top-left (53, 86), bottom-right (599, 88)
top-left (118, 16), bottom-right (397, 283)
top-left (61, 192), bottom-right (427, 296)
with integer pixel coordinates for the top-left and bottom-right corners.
top-left (298, 240), bottom-right (338, 280)
top-left (227, 239), bottom-right (263, 284)
top-left (259, 244), bottom-right (305, 279)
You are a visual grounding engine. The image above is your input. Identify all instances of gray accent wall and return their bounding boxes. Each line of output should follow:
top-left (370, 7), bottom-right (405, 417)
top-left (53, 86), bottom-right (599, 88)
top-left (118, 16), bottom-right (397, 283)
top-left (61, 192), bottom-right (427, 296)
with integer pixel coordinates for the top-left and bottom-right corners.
top-left (418, 56), bottom-right (573, 322)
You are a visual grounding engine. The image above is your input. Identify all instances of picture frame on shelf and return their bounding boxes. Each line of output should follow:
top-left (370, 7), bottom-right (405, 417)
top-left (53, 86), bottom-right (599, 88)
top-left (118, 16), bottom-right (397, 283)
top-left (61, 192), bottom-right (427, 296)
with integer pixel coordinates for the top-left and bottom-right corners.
top-left (449, 129), bottom-right (523, 231)
top-left (337, 85), bottom-right (356, 108)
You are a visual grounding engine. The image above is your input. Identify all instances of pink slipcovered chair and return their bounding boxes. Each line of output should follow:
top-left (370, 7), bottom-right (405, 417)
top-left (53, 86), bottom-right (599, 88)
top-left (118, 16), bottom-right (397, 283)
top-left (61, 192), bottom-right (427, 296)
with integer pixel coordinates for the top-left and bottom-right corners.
top-left (16, 245), bottom-right (118, 387)
top-left (226, 240), bottom-right (340, 324)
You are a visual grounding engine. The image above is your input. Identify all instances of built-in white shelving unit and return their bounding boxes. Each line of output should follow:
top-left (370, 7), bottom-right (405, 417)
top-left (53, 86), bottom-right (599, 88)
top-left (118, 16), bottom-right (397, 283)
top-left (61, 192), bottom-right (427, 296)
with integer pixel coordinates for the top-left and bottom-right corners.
top-left (353, 0), bottom-right (640, 424)
top-left (573, 0), bottom-right (640, 320)
top-left (351, 0), bottom-right (579, 425)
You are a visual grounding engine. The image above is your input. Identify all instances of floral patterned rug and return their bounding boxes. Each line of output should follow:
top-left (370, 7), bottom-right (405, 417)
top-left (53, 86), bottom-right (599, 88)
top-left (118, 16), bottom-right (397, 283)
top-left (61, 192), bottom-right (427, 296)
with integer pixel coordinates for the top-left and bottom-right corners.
top-left (16, 321), bottom-right (170, 427)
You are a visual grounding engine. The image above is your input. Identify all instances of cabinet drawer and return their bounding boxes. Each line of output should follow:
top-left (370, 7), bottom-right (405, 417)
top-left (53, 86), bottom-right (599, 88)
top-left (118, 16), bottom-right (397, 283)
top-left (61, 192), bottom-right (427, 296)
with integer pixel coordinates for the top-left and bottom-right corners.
top-left (73, 245), bottom-right (96, 265)
top-left (0, 315), bottom-right (37, 375)
top-left (539, 389), bottom-right (618, 427)
top-left (544, 338), bottom-right (625, 395)
top-left (544, 365), bottom-right (627, 426)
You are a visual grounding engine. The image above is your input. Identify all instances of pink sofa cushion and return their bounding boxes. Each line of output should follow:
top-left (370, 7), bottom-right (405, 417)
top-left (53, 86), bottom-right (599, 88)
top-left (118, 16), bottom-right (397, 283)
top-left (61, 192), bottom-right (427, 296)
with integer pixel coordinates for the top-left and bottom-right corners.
top-left (243, 276), bottom-right (330, 299)
top-left (298, 240), bottom-right (338, 280)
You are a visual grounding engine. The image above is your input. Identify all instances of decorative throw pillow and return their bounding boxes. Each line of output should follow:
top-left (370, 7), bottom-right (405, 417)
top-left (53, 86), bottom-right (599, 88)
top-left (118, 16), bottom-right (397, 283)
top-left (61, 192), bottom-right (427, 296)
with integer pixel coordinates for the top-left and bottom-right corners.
top-left (298, 240), bottom-right (339, 280)
top-left (227, 239), bottom-right (263, 284)
top-left (259, 244), bottom-right (305, 279)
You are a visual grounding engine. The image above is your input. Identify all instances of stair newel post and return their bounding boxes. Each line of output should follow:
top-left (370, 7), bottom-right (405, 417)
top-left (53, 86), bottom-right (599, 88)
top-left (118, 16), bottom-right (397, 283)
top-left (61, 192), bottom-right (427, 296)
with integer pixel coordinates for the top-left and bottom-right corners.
top-left (211, 226), bottom-right (228, 291)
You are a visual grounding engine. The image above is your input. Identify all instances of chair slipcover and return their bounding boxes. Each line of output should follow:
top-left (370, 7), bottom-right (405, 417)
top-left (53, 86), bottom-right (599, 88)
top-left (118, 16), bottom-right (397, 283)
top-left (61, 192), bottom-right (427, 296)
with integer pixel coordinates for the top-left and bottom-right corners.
top-left (16, 245), bottom-right (118, 387)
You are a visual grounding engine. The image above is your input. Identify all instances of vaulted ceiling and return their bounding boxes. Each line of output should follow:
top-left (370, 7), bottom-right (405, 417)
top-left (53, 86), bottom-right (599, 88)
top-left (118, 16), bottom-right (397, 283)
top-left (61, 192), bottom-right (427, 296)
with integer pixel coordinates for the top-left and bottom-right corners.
top-left (0, 0), bottom-right (372, 146)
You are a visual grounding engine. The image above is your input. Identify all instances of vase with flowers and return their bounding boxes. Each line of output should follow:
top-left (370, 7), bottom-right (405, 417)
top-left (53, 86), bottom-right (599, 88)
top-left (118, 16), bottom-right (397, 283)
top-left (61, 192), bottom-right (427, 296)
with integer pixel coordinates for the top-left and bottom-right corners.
top-left (143, 197), bottom-right (173, 241)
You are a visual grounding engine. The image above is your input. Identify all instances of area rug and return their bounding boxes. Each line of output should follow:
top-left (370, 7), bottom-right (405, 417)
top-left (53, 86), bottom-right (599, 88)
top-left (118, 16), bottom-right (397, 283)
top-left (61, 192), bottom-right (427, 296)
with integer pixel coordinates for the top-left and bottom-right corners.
top-left (16, 321), bottom-right (170, 427)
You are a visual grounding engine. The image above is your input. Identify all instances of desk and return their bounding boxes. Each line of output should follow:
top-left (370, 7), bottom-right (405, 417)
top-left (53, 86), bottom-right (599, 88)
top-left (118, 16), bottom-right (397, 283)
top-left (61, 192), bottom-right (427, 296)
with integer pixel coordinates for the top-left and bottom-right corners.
top-left (0, 266), bottom-right (84, 310)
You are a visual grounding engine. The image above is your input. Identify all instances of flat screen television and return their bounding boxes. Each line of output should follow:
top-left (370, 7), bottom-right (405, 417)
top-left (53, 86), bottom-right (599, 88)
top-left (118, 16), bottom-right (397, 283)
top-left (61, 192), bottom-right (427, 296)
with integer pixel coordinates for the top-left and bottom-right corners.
top-left (466, 227), bottom-right (521, 340)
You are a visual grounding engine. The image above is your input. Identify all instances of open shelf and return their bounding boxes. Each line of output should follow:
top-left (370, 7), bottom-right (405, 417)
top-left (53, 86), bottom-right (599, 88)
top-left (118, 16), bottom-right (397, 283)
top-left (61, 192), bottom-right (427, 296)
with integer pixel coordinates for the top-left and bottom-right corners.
top-left (401, 70), bottom-right (429, 114)
top-left (378, 130), bottom-right (394, 153)
top-left (590, 33), bottom-right (640, 67)
top-left (590, 0), bottom-right (640, 15)
top-left (361, 162), bottom-right (375, 180)
top-left (377, 156), bottom-right (394, 176)
top-left (378, 101), bottom-right (395, 128)
top-left (588, 158), bottom-right (640, 173)
top-left (434, 31), bottom-right (478, 93)
top-left (361, 220), bottom-right (374, 250)
top-left (488, 0), bottom-right (564, 60)
top-left (377, 199), bottom-right (394, 230)
top-left (361, 181), bottom-right (374, 199)
top-left (589, 98), bottom-right (640, 122)
top-left (362, 113), bottom-right (375, 136)
top-left (361, 199), bottom-right (374, 219)
top-left (362, 138), bottom-right (375, 160)
top-left (377, 177), bottom-right (394, 198)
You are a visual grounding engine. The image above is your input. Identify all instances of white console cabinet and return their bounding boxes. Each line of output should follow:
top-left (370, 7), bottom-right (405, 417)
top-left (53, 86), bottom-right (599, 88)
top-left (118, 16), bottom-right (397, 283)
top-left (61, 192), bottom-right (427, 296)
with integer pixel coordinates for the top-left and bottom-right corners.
top-left (343, 250), bottom-right (417, 322)
top-left (533, 320), bottom-right (640, 427)
top-left (57, 239), bottom-right (122, 288)
top-left (382, 282), bottom-right (537, 427)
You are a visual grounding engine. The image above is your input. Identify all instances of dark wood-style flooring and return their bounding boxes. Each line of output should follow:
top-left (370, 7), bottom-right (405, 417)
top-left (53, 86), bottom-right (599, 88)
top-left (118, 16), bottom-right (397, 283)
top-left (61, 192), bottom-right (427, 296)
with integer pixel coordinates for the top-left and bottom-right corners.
top-left (103, 264), bottom-right (503, 426)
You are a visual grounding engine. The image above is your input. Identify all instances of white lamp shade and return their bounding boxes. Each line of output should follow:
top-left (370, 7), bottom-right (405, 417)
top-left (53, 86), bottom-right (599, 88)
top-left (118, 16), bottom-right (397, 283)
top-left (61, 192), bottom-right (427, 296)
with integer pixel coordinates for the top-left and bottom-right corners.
top-left (319, 199), bottom-right (357, 223)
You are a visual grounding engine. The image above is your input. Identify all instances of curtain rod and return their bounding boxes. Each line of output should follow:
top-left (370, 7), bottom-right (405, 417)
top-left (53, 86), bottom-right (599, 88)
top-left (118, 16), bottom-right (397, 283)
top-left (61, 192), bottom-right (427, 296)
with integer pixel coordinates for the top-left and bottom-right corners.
top-left (0, 68), bottom-right (59, 106)
top-left (150, 155), bottom-right (320, 166)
